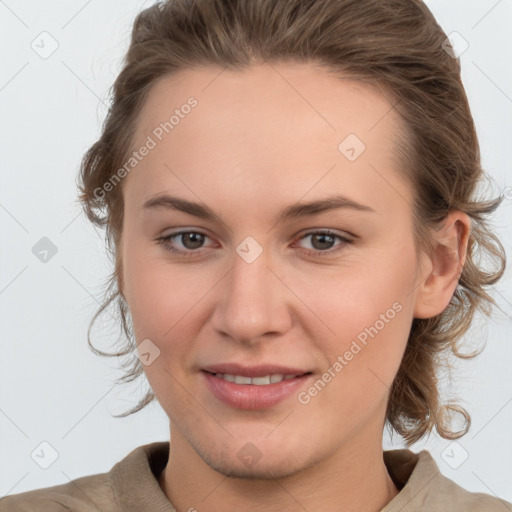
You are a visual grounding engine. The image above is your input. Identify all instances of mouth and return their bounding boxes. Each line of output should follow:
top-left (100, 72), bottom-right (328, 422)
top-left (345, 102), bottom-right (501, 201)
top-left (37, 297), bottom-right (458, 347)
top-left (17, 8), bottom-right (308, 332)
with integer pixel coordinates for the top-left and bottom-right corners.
top-left (202, 371), bottom-right (308, 385)
top-left (200, 364), bottom-right (313, 409)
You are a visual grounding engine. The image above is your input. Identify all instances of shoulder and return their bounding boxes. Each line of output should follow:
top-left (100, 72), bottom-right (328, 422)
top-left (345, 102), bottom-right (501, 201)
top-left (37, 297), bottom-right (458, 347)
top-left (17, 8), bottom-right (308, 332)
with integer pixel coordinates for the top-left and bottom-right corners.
top-left (0, 441), bottom-right (170, 512)
top-left (383, 449), bottom-right (512, 512)
top-left (0, 472), bottom-right (114, 512)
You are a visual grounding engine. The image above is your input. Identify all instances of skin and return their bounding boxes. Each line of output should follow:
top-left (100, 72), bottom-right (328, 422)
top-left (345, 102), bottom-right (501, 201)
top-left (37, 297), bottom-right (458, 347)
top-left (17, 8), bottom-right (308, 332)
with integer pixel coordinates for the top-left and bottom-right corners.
top-left (119, 62), bottom-right (470, 512)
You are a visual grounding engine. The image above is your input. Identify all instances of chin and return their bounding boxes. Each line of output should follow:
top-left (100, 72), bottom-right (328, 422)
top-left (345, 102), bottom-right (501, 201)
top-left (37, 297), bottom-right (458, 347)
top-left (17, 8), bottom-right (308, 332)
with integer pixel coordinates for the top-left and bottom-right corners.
top-left (203, 453), bottom-right (308, 480)
top-left (171, 409), bottom-right (326, 479)
top-left (189, 434), bottom-right (319, 481)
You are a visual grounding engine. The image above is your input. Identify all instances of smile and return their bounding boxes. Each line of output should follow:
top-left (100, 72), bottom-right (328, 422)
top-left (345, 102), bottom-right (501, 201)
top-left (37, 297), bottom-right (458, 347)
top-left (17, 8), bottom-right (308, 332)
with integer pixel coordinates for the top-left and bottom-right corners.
top-left (208, 372), bottom-right (300, 385)
top-left (201, 370), bottom-right (313, 409)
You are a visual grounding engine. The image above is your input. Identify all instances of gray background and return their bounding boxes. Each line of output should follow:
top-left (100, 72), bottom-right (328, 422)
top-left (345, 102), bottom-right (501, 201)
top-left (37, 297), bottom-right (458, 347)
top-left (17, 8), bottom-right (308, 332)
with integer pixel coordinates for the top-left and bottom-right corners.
top-left (1, 0), bottom-right (511, 501)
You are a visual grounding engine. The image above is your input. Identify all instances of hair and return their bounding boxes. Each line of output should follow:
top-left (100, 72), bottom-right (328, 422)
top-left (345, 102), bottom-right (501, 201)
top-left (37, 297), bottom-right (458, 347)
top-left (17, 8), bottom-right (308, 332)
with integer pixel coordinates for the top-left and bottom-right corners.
top-left (77, 0), bottom-right (507, 445)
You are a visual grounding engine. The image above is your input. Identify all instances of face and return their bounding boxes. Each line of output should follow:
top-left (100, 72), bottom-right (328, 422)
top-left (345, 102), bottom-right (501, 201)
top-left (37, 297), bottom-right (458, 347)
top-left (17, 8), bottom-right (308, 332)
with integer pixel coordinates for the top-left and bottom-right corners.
top-left (120, 62), bottom-right (427, 479)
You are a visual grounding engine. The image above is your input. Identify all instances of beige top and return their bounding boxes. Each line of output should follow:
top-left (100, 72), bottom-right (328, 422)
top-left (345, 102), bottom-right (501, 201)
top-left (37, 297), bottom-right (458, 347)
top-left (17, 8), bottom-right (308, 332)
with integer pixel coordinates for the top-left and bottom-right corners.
top-left (1, 441), bottom-right (510, 511)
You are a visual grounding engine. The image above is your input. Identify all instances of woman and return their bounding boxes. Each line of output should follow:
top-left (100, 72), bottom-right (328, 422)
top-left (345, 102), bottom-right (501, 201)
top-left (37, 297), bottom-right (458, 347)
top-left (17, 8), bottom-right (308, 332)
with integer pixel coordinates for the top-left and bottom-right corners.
top-left (1, 0), bottom-right (509, 510)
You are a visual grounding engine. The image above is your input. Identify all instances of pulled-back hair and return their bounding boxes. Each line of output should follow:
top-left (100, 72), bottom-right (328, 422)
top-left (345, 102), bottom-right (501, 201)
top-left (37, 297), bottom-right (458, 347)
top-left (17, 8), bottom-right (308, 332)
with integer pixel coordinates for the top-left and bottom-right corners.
top-left (77, 0), bottom-right (506, 445)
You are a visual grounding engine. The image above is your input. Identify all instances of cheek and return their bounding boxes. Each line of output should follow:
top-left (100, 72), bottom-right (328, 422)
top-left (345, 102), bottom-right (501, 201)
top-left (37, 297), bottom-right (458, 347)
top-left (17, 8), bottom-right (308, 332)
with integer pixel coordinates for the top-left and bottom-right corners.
top-left (122, 241), bottom-right (217, 362)
top-left (293, 255), bottom-right (414, 343)
top-left (318, 293), bottom-right (410, 390)
top-left (126, 266), bottom-right (197, 336)
top-left (297, 247), bottom-right (416, 390)
top-left (305, 299), bottom-right (412, 430)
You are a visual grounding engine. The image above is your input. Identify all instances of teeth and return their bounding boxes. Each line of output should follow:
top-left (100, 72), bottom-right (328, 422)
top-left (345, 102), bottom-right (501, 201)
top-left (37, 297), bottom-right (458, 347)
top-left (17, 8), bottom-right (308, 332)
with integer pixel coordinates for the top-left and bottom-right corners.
top-left (252, 375), bottom-right (271, 385)
top-left (212, 373), bottom-right (300, 385)
top-left (234, 375), bottom-right (252, 384)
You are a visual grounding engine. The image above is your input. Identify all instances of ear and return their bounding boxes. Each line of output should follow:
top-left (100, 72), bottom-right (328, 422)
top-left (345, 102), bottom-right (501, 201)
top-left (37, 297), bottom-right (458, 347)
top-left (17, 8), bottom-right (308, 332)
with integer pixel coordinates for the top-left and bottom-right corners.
top-left (413, 211), bottom-right (471, 319)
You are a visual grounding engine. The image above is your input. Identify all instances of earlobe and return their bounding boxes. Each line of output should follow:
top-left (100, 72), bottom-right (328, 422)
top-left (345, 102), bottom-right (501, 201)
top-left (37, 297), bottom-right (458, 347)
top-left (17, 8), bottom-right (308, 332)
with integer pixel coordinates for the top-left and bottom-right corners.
top-left (413, 212), bottom-right (471, 319)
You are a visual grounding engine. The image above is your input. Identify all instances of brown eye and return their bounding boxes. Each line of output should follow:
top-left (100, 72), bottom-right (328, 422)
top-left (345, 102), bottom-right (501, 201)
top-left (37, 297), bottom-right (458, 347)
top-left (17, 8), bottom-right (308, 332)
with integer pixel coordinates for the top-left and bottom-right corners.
top-left (296, 230), bottom-right (352, 256)
top-left (178, 232), bottom-right (205, 250)
top-left (157, 230), bottom-right (212, 256)
top-left (310, 233), bottom-right (337, 251)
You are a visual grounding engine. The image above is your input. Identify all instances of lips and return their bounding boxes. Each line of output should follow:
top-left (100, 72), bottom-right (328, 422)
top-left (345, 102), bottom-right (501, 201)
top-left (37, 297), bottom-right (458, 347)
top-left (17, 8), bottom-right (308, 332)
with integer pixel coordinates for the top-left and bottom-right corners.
top-left (200, 363), bottom-right (313, 409)
top-left (201, 363), bottom-right (310, 378)
top-left (208, 373), bottom-right (298, 385)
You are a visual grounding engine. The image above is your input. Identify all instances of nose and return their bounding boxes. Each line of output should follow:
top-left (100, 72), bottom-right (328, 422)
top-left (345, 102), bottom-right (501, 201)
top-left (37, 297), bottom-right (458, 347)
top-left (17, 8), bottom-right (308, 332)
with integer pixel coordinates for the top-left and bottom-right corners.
top-left (210, 246), bottom-right (292, 346)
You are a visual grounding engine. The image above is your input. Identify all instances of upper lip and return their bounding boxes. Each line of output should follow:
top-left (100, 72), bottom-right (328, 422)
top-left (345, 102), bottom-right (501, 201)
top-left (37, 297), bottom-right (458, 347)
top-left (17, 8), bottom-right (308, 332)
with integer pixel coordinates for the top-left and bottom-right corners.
top-left (201, 363), bottom-right (311, 378)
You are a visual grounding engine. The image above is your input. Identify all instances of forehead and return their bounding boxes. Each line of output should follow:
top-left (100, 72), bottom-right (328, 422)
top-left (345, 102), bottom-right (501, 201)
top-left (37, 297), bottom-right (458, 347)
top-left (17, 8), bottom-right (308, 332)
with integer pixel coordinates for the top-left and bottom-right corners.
top-left (135, 62), bottom-right (401, 145)
top-left (126, 62), bottom-right (411, 218)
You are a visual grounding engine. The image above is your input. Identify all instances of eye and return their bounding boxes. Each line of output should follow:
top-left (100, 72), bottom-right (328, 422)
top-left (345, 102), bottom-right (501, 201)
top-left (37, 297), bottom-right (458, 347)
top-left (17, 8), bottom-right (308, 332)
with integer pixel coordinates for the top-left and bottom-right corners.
top-left (157, 230), bottom-right (214, 257)
top-left (156, 229), bottom-right (352, 258)
top-left (294, 230), bottom-right (352, 256)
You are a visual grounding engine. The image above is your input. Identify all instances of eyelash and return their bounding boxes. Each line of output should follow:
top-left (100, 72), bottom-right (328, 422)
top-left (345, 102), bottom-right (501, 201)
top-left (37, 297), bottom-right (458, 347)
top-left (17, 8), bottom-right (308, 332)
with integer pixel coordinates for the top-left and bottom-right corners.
top-left (156, 229), bottom-right (352, 258)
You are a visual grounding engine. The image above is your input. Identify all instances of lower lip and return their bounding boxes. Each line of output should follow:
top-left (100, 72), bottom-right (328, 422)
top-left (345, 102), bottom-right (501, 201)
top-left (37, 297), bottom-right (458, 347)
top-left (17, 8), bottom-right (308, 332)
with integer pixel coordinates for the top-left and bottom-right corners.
top-left (202, 371), bottom-right (312, 410)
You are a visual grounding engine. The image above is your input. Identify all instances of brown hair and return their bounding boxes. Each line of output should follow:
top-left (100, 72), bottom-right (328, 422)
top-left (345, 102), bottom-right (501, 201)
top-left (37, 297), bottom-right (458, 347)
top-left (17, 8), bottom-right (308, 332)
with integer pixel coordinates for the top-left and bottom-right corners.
top-left (77, 0), bottom-right (507, 445)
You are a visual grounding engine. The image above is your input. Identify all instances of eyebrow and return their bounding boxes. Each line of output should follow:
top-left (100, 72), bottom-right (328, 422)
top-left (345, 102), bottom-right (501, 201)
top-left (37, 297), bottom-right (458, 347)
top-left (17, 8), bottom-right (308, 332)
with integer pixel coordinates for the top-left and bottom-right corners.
top-left (142, 193), bottom-right (375, 224)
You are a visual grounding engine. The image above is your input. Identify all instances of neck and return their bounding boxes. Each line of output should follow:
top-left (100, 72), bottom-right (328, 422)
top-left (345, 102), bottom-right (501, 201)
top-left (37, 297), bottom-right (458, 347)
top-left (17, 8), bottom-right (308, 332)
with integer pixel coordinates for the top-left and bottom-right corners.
top-left (158, 429), bottom-right (399, 512)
